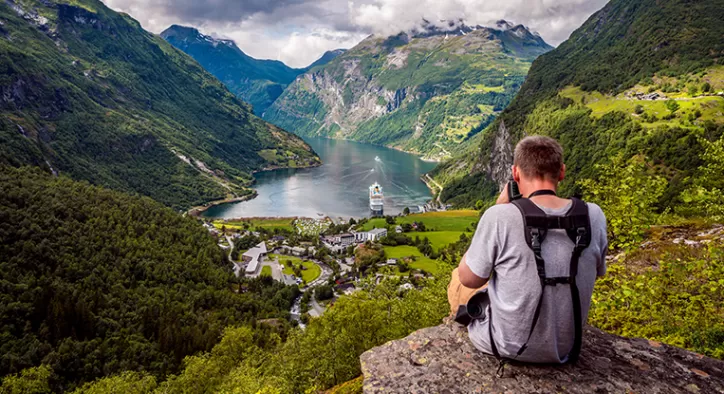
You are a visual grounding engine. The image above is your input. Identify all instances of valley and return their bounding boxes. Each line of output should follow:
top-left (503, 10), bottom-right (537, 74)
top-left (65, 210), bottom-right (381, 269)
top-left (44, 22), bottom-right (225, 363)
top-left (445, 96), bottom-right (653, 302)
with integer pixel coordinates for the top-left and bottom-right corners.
top-left (1, 0), bottom-right (723, 392)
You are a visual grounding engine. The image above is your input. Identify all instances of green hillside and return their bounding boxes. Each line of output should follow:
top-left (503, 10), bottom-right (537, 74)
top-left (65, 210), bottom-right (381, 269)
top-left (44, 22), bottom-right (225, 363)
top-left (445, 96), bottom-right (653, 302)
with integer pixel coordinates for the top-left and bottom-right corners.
top-left (264, 24), bottom-right (552, 160)
top-left (0, 166), bottom-right (299, 392)
top-left (0, 0), bottom-right (319, 210)
top-left (433, 0), bottom-right (724, 208)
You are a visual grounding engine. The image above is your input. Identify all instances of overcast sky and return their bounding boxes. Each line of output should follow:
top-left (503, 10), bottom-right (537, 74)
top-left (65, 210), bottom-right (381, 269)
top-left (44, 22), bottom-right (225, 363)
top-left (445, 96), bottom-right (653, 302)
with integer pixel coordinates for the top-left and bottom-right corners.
top-left (102, 0), bottom-right (609, 68)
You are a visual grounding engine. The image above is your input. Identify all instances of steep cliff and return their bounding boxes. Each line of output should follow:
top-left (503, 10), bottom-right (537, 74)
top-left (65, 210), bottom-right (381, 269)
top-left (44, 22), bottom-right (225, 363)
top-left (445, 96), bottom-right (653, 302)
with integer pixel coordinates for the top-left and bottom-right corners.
top-left (362, 323), bottom-right (724, 393)
top-left (264, 23), bottom-right (552, 160)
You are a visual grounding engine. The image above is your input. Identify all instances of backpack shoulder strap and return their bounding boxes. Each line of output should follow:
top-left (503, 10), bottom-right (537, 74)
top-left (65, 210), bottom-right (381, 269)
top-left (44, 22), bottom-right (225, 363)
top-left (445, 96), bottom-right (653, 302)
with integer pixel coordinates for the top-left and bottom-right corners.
top-left (563, 198), bottom-right (591, 363)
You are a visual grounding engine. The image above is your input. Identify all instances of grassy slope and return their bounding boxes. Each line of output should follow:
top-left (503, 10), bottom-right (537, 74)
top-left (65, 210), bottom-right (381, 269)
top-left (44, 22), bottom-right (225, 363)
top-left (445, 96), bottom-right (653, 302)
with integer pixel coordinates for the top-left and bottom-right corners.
top-left (212, 217), bottom-right (295, 232)
top-left (273, 254), bottom-right (322, 282)
top-left (383, 245), bottom-right (438, 274)
top-left (360, 210), bottom-right (479, 231)
top-left (0, 0), bottom-right (319, 210)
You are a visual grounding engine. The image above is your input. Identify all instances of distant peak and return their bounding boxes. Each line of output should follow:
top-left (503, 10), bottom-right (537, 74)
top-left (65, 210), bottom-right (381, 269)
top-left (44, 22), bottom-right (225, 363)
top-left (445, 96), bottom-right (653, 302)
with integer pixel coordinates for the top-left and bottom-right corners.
top-left (161, 25), bottom-right (239, 49)
top-left (496, 20), bottom-right (514, 30)
top-left (161, 25), bottom-right (199, 38)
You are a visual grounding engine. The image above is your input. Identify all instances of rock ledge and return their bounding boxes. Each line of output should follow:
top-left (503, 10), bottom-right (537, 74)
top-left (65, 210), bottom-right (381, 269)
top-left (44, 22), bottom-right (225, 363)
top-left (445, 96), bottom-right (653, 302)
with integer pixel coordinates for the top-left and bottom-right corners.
top-left (361, 323), bottom-right (724, 393)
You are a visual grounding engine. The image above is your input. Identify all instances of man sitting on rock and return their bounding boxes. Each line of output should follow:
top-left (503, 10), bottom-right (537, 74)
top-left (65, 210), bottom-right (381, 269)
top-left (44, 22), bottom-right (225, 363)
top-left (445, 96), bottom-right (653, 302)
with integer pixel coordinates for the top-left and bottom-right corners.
top-left (448, 135), bottom-right (608, 364)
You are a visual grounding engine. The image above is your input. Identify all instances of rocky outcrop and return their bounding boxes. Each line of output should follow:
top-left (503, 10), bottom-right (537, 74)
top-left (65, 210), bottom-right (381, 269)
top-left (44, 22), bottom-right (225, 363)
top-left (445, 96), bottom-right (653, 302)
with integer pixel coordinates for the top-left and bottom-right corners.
top-left (484, 120), bottom-right (515, 191)
top-left (361, 323), bottom-right (724, 393)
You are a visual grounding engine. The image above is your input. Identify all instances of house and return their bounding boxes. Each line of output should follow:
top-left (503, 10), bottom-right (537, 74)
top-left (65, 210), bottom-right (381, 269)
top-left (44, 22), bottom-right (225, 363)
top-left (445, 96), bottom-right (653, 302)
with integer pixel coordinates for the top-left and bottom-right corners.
top-left (242, 242), bottom-right (267, 275)
top-left (336, 282), bottom-right (356, 295)
top-left (337, 233), bottom-right (355, 246)
top-left (399, 283), bottom-right (415, 291)
top-left (395, 225), bottom-right (403, 233)
top-left (367, 228), bottom-right (388, 241)
top-left (385, 258), bottom-right (398, 266)
top-left (353, 231), bottom-right (368, 243)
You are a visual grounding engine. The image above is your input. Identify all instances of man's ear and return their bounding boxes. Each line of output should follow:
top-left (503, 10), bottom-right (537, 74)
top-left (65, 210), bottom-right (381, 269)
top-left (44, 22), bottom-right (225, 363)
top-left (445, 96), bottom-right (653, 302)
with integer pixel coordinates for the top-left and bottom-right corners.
top-left (512, 166), bottom-right (521, 183)
top-left (559, 164), bottom-right (566, 182)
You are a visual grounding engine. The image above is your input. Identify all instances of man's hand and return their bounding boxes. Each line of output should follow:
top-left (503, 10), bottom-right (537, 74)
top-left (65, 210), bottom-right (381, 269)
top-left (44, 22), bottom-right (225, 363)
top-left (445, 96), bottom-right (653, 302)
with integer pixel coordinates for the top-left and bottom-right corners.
top-left (495, 182), bottom-right (510, 205)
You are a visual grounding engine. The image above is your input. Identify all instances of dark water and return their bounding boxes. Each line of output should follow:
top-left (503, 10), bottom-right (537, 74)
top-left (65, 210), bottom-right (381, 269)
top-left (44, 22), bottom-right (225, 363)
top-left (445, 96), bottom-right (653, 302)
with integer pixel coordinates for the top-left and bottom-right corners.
top-left (201, 137), bottom-right (437, 219)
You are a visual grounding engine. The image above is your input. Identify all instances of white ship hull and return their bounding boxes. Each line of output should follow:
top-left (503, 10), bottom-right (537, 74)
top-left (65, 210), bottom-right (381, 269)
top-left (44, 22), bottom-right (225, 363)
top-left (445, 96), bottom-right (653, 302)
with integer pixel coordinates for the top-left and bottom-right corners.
top-left (369, 182), bottom-right (384, 216)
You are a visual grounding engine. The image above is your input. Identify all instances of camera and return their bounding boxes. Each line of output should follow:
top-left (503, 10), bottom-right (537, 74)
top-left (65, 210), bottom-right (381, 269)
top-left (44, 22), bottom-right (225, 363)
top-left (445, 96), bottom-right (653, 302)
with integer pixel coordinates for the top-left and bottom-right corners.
top-left (507, 177), bottom-right (522, 202)
top-left (454, 288), bottom-right (490, 326)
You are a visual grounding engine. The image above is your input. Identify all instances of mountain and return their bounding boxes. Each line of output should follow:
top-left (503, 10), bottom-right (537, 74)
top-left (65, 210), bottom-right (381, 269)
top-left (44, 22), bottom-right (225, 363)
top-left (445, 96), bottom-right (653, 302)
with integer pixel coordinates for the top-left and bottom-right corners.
top-left (161, 25), bottom-right (298, 115)
top-left (433, 0), bottom-right (724, 207)
top-left (306, 48), bottom-right (347, 70)
top-left (161, 26), bottom-right (345, 115)
top-left (0, 166), bottom-right (299, 391)
top-left (263, 23), bottom-right (553, 160)
top-left (0, 0), bottom-right (320, 210)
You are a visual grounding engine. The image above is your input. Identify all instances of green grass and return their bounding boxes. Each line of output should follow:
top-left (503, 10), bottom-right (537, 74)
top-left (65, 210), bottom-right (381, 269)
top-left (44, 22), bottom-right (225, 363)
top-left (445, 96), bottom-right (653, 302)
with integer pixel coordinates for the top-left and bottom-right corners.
top-left (272, 254), bottom-right (321, 283)
top-left (214, 217), bottom-right (295, 231)
top-left (261, 266), bottom-right (272, 277)
top-left (407, 231), bottom-right (471, 250)
top-left (360, 210), bottom-right (479, 232)
top-left (384, 246), bottom-right (439, 274)
top-left (559, 85), bottom-right (724, 127)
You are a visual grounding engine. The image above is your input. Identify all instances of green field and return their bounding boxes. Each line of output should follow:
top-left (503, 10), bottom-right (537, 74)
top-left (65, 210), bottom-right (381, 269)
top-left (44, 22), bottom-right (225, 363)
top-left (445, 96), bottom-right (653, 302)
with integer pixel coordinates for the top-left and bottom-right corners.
top-left (271, 254), bottom-right (321, 283)
top-left (359, 210), bottom-right (479, 232)
top-left (384, 246), bottom-right (439, 275)
top-left (407, 231), bottom-right (472, 250)
top-left (261, 266), bottom-right (272, 277)
top-left (559, 85), bottom-right (724, 128)
top-left (213, 217), bottom-right (295, 232)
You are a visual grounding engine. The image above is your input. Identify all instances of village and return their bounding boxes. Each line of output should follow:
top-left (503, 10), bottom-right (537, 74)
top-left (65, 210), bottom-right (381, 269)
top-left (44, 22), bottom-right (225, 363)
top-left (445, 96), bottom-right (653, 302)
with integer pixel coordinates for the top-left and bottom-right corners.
top-left (201, 210), bottom-right (477, 322)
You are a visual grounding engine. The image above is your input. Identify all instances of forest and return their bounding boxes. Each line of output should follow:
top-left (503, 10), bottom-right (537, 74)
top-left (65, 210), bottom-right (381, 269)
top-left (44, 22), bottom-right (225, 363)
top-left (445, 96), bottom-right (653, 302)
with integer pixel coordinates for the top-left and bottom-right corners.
top-left (0, 167), bottom-right (299, 392)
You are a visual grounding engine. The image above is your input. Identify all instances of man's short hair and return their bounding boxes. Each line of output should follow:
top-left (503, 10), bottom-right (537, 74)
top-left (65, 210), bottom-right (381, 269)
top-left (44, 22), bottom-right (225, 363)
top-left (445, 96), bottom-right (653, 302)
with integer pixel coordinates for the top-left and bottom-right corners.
top-left (514, 136), bottom-right (564, 181)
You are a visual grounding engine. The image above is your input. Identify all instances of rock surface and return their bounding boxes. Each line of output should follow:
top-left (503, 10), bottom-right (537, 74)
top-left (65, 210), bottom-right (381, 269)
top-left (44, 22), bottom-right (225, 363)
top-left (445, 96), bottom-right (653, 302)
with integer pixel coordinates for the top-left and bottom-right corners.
top-left (361, 323), bottom-right (724, 393)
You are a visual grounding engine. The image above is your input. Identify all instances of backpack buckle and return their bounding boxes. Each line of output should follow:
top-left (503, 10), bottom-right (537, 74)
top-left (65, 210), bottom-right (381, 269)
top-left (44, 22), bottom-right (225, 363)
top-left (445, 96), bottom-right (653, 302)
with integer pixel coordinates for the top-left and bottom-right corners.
top-left (531, 228), bottom-right (542, 250)
top-left (575, 227), bottom-right (586, 247)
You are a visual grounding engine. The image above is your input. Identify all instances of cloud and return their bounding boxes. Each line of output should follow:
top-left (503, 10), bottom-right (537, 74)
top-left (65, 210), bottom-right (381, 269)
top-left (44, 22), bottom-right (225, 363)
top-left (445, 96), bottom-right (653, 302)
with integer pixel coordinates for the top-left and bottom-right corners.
top-left (349, 0), bottom-right (609, 45)
top-left (102, 0), bottom-right (609, 67)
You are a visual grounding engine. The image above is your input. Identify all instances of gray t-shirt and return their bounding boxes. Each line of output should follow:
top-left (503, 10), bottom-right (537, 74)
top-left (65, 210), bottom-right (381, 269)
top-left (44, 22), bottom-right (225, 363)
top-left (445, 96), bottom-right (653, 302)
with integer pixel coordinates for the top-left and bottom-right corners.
top-left (465, 201), bottom-right (608, 363)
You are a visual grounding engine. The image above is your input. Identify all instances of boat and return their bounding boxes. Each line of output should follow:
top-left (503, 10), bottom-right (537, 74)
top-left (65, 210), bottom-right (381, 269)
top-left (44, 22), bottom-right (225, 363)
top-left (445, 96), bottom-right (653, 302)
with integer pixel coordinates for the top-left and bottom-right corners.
top-left (369, 182), bottom-right (384, 216)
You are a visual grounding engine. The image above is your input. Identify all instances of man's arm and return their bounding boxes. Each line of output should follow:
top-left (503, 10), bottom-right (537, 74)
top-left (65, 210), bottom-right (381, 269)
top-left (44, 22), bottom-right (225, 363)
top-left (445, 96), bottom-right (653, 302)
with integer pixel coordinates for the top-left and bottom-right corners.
top-left (457, 253), bottom-right (489, 288)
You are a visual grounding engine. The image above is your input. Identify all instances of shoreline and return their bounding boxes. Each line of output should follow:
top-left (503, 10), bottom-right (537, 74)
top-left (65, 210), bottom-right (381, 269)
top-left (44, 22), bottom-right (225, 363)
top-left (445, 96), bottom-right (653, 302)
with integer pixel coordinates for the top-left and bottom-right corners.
top-left (307, 135), bottom-right (445, 163)
top-left (187, 193), bottom-right (258, 217)
top-left (189, 161), bottom-right (323, 217)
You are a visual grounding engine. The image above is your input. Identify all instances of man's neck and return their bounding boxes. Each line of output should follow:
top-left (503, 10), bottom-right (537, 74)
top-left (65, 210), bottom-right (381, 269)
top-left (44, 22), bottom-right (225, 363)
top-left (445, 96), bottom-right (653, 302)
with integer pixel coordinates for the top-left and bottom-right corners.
top-left (519, 179), bottom-right (569, 209)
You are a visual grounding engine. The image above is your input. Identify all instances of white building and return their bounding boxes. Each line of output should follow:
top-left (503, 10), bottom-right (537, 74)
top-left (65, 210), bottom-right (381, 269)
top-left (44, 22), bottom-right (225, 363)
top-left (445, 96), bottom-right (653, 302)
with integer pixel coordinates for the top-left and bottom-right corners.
top-left (243, 242), bottom-right (267, 275)
top-left (367, 228), bottom-right (388, 241)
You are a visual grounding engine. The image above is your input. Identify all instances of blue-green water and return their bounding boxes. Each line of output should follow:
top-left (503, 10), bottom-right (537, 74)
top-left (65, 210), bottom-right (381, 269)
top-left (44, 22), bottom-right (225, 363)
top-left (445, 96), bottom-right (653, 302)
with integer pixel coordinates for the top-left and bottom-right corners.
top-left (201, 137), bottom-right (437, 219)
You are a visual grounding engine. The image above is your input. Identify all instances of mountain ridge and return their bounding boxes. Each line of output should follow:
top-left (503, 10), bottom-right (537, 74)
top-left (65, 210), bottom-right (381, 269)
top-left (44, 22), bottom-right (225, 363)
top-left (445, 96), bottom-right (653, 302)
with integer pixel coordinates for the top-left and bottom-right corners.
top-left (263, 22), bottom-right (552, 160)
top-left (162, 25), bottom-right (345, 114)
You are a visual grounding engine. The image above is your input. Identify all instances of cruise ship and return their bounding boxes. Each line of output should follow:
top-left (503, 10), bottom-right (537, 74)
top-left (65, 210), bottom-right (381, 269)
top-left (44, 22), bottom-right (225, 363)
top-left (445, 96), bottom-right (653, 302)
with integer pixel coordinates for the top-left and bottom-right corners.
top-left (369, 183), bottom-right (384, 216)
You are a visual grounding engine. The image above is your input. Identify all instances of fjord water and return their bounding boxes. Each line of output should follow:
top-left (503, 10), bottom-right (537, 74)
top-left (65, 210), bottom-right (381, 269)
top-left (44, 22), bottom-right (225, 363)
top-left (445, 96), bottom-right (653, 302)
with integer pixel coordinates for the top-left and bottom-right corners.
top-left (201, 137), bottom-right (437, 218)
